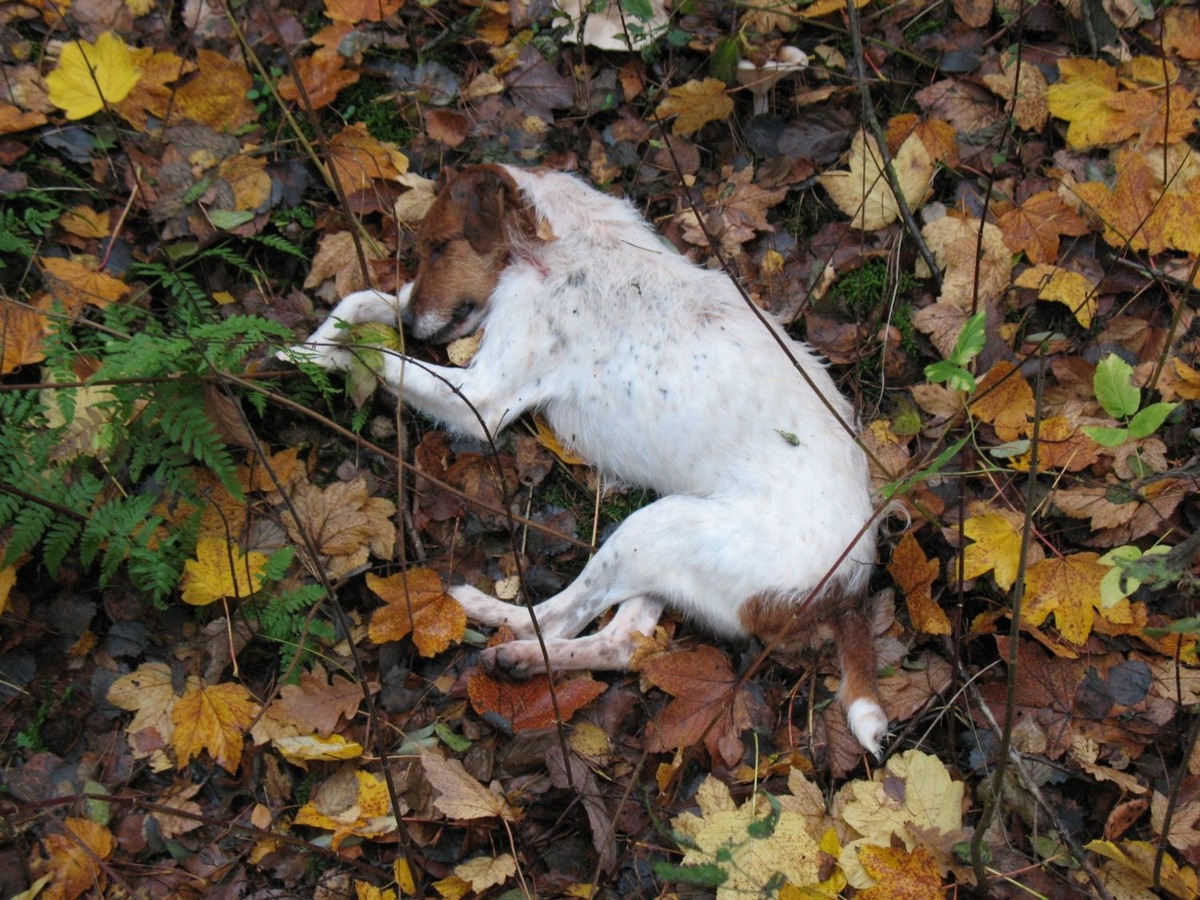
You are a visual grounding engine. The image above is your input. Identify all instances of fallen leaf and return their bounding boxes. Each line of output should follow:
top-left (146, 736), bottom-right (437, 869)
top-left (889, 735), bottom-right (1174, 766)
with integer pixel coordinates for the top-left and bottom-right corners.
top-left (454, 853), bottom-right (517, 891)
top-left (856, 845), bottom-right (944, 899)
top-left (179, 537), bottom-right (269, 606)
top-left (918, 216), bottom-right (1012, 309)
top-left (294, 768), bottom-right (401, 849)
top-left (279, 48), bottom-right (360, 110)
top-left (270, 669), bottom-right (369, 734)
top-left (58, 206), bottom-right (111, 239)
top-left (818, 129), bottom-right (935, 231)
top-left (960, 506), bottom-right (1042, 592)
top-left (46, 32), bottom-right (143, 120)
top-left (327, 122), bottom-right (409, 195)
top-left (1014, 264), bottom-right (1099, 328)
top-left (1023, 552), bottom-right (1127, 645)
top-left (639, 644), bottom-right (761, 766)
top-left (171, 678), bottom-right (259, 773)
top-left (29, 818), bottom-right (115, 899)
top-left (368, 568), bottom-right (466, 656)
top-left (889, 532), bottom-right (950, 636)
top-left (1, 296), bottom-right (48, 374)
top-left (324, 0), bottom-right (403, 22)
top-left (467, 668), bottom-right (606, 732)
top-left (39, 256), bottom-right (130, 312)
top-left (1087, 840), bottom-right (1200, 899)
top-left (419, 749), bottom-right (517, 821)
top-left (997, 190), bottom-right (1090, 265)
top-left (982, 54), bottom-right (1049, 131)
top-left (283, 477), bottom-right (396, 580)
top-left (653, 78), bottom-right (733, 136)
top-left (174, 50), bottom-right (256, 132)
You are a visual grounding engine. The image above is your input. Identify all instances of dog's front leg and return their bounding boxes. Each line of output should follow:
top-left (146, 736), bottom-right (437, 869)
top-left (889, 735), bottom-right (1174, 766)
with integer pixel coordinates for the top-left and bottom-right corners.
top-left (284, 287), bottom-right (413, 369)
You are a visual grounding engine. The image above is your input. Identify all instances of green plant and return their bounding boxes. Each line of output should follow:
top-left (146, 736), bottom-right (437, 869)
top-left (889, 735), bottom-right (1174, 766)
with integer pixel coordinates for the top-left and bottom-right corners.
top-left (1082, 354), bottom-right (1177, 453)
top-left (0, 191), bottom-right (62, 268)
top-left (925, 310), bottom-right (986, 392)
top-left (243, 548), bottom-right (335, 677)
top-left (0, 310), bottom-right (293, 604)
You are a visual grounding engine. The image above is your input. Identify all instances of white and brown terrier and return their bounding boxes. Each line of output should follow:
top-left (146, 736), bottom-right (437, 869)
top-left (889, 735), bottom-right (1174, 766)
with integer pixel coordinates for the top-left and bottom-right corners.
top-left (291, 164), bottom-right (887, 754)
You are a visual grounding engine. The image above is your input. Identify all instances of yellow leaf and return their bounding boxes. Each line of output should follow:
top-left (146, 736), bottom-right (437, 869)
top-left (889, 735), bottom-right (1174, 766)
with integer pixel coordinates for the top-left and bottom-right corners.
top-left (857, 845), bottom-right (943, 899)
top-left (39, 255), bottom-right (130, 312)
top-left (969, 361), bottom-right (1034, 442)
top-left (274, 733), bottom-right (364, 764)
top-left (180, 537), bottom-right (269, 606)
top-left (961, 510), bottom-right (1031, 592)
top-left (29, 818), bottom-right (115, 898)
top-left (653, 78), bottom-right (733, 136)
top-left (367, 568), bottom-right (466, 657)
top-left (46, 31), bottom-right (143, 120)
top-left (1023, 552), bottom-right (1117, 645)
top-left (171, 678), bottom-right (259, 772)
top-left (1045, 58), bottom-right (1118, 149)
top-left (58, 206), bottom-right (111, 239)
top-left (819, 129), bottom-right (935, 231)
top-left (294, 769), bottom-right (401, 850)
top-left (0, 563), bottom-right (14, 616)
top-left (175, 49), bottom-right (255, 132)
top-left (1086, 840), bottom-right (1200, 899)
top-left (454, 853), bottom-right (516, 891)
top-left (1014, 264), bottom-right (1098, 328)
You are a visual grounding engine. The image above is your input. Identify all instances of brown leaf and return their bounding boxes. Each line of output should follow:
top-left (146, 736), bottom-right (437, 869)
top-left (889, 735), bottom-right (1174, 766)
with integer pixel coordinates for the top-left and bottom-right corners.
top-left (279, 48), bottom-right (359, 111)
top-left (969, 361), bottom-right (1034, 442)
top-left (467, 666), bottom-right (606, 732)
top-left (420, 749), bottom-right (517, 821)
top-left (1, 294), bottom-right (47, 374)
top-left (39, 255), bottom-right (130, 312)
top-left (284, 477), bottom-right (397, 580)
top-left (982, 55), bottom-right (1049, 131)
top-left (889, 532), bottom-right (950, 636)
top-left (175, 49), bottom-right (255, 132)
top-left (327, 122), bottom-right (409, 196)
top-left (997, 190), bottom-right (1090, 265)
top-left (367, 568), bottom-right (466, 656)
top-left (30, 818), bottom-right (115, 898)
top-left (639, 645), bottom-right (761, 766)
top-left (271, 669), bottom-right (370, 735)
top-left (653, 78), bottom-right (733, 136)
top-left (324, 0), bottom-right (403, 22)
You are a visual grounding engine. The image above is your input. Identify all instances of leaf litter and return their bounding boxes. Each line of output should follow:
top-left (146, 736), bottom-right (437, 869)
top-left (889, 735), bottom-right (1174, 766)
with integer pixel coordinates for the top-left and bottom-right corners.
top-left (0, 0), bottom-right (1198, 896)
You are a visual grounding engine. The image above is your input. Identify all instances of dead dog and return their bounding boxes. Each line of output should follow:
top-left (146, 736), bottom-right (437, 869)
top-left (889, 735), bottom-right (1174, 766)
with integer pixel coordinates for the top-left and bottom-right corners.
top-left (291, 164), bottom-right (887, 753)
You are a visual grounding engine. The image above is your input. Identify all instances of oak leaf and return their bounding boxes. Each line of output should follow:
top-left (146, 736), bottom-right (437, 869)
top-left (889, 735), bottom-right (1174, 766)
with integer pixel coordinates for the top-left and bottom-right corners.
top-left (171, 678), bottom-right (259, 772)
top-left (997, 191), bottom-right (1090, 265)
top-left (819, 129), bottom-right (935, 231)
top-left (30, 818), bottom-right (115, 899)
top-left (1023, 553), bottom-right (1131, 645)
top-left (419, 749), bottom-right (517, 821)
top-left (889, 532), bottom-right (949, 636)
top-left (639, 644), bottom-right (761, 766)
top-left (367, 568), bottom-right (466, 656)
top-left (46, 32), bottom-right (143, 120)
top-left (653, 78), bottom-right (733, 136)
top-left (180, 537), bottom-right (269, 606)
top-left (969, 361), bottom-right (1034, 441)
top-left (467, 667), bottom-right (606, 732)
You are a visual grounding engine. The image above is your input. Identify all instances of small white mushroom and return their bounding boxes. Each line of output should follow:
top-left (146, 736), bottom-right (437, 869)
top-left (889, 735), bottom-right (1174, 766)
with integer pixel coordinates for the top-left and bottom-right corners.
top-left (554, 0), bottom-right (670, 52)
top-left (737, 45), bottom-right (809, 115)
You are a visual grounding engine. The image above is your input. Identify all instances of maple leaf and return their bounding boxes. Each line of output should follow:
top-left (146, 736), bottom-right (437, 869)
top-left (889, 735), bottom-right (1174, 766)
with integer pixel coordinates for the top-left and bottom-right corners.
top-left (279, 48), bottom-right (360, 110)
top-left (46, 32), bottom-right (143, 120)
top-left (918, 216), bottom-right (1011, 309)
top-left (837, 749), bottom-right (965, 889)
top-left (981, 55), bottom-right (1049, 131)
top-left (1014, 264), bottom-right (1099, 328)
top-left (368, 568), bottom-right (466, 656)
top-left (670, 774), bottom-right (828, 897)
top-left (969, 361), bottom-right (1034, 441)
top-left (325, 0), bottom-right (403, 23)
top-left (1, 296), bottom-right (48, 374)
top-left (0, 104), bottom-right (48, 134)
top-left (653, 78), bottom-right (734, 136)
top-left (274, 733), bottom-right (364, 765)
top-left (420, 749), bottom-right (517, 821)
top-left (114, 48), bottom-right (188, 130)
top-left (39, 255), bottom-right (131, 312)
top-left (467, 667), bottom-right (606, 731)
top-left (171, 678), bottom-right (259, 773)
top-left (1023, 552), bottom-right (1128, 646)
top-left (1087, 840), bottom-right (1200, 899)
top-left (58, 206), bottom-right (111, 239)
top-left (283, 477), bottom-right (396, 580)
top-left (856, 845), bottom-right (944, 899)
top-left (272, 669), bottom-right (368, 734)
top-left (180, 537), bottom-right (269, 606)
top-left (960, 507), bottom-right (1043, 592)
top-left (1074, 151), bottom-right (1174, 254)
top-left (29, 817), bottom-right (115, 897)
top-left (818, 129), bottom-right (935, 231)
top-left (1163, 6), bottom-right (1200, 59)
top-left (997, 190), bottom-right (1090, 265)
top-left (889, 532), bottom-right (950, 636)
top-left (453, 854), bottom-right (517, 893)
top-left (174, 50), bottom-right (256, 132)
top-left (639, 644), bottom-right (761, 766)
top-left (294, 768), bottom-right (401, 849)
top-left (327, 122), bottom-right (410, 195)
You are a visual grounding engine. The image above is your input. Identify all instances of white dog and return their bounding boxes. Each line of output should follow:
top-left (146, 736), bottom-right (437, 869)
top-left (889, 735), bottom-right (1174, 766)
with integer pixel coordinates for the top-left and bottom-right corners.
top-left (290, 164), bottom-right (886, 754)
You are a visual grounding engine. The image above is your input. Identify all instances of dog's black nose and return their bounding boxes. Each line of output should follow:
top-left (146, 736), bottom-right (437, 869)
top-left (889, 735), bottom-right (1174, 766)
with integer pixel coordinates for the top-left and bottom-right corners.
top-left (400, 306), bottom-right (415, 330)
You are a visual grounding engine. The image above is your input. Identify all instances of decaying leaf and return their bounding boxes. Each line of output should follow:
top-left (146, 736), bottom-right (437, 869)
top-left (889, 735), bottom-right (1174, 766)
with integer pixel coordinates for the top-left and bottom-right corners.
top-left (467, 667), bottom-right (606, 732)
top-left (367, 567), bottom-right (466, 656)
top-left (294, 768), bottom-right (401, 849)
top-left (283, 477), bottom-right (396, 580)
top-left (29, 817), bottom-right (115, 899)
top-left (889, 532), bottom-right (950, 635)
top-left (419, 749), bottom-right (517, 821)
top-left (653, 78), bottom-right (734, 136)
top-left (818, 129), bottom-right (936, 230)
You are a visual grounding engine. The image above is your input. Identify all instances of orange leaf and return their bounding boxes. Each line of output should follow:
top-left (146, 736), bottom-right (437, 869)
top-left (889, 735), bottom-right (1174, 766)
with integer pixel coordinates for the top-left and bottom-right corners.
top-left (175, 49), bottom-right (255, 132)
top-left (115, 48), bottom-right (189, 130)
top-left (367, 568), bottom-right (466, 656)
top-left (996, 190), bottom-right (1089, 265)
top-left (39, 255), bottom-right (130, 312)
top-left (1075, 151), bottom-right (1174, 255)
top-left (467, 668), bottom-right (606, 732)
top-left (0, 103), bottom-right (47, 134)
top-left (327, 122), bottom-right (409, 195)
top-left (1, 295), bottom-right (48, 374)
top-left (324, 0), bottom-right (403, 23)
top-left (58, 206), bottom-right (111, 239)
top-left (889, 532), bottom-right (950, 636)
top-left (1023, 552), bottom-right (1124, 646)
top-left (30, 818), bottom-right (115, 899)
top-left (969, 361), bottom-right (1033, 441)
top-left (856, 845), bottom-right (944, 899)
top-left (639, 644), bottom-right (760, 766)
top-left (278, 48), bottom-right (360, 110)
top-left (171, 678), bottom-right (259, 772)
top-left (653, 78), bottom-right (733, 136)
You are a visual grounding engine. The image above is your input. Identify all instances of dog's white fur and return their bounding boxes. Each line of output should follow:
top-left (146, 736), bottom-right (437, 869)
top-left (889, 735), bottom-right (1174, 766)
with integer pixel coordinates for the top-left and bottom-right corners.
top-left (291, 165), bottom-right (886, 754)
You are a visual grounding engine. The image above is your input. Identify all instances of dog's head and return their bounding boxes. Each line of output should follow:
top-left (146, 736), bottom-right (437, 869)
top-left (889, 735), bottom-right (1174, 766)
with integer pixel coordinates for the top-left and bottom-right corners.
top-left (408, 164), bottom-right (537, 343)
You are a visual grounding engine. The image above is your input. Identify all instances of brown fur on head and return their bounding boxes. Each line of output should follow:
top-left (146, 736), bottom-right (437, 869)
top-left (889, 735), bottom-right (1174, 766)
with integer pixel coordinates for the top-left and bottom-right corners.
top-left (408, 165), bottom-right (537, 343)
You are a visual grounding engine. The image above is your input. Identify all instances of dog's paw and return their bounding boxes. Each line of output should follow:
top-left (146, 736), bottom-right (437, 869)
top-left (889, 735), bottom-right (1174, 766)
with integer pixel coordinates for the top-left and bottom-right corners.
top-left (846, 698), bottom-right (888, 757)
top-left (479, 641), bottom-right (544, 679)
top-left (276, 340), bottom-right (353, 370)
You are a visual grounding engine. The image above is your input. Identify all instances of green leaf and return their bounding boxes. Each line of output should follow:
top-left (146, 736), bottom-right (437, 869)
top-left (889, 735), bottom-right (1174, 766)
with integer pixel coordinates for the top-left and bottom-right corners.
top-left (621, 0), bottom-right (655, 22)
top-left (924, 359), bottom-right (977, 393)
top-left (1128, 401), bottom-right (1177, 440)
top-left (1082, 424), bottom-right (1129, 447)
top-left (710, 37), bottom-right (741, 83)
top-left (208, 209), bottom-right (255, 230)
top-left (949, 310), bottom-right (986, 367)
top-left (1092, 354), bottom-right (1140, 418)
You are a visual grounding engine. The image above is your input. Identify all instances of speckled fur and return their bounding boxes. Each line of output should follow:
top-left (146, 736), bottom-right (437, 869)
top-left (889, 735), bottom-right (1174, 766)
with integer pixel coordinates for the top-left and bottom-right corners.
top-left (292, 164), bottom-right (887, 754)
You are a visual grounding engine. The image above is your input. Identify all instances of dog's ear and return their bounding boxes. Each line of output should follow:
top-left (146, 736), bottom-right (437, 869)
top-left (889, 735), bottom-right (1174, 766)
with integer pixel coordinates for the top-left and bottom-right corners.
top-left (456, 166), bottom-right (532, 255)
